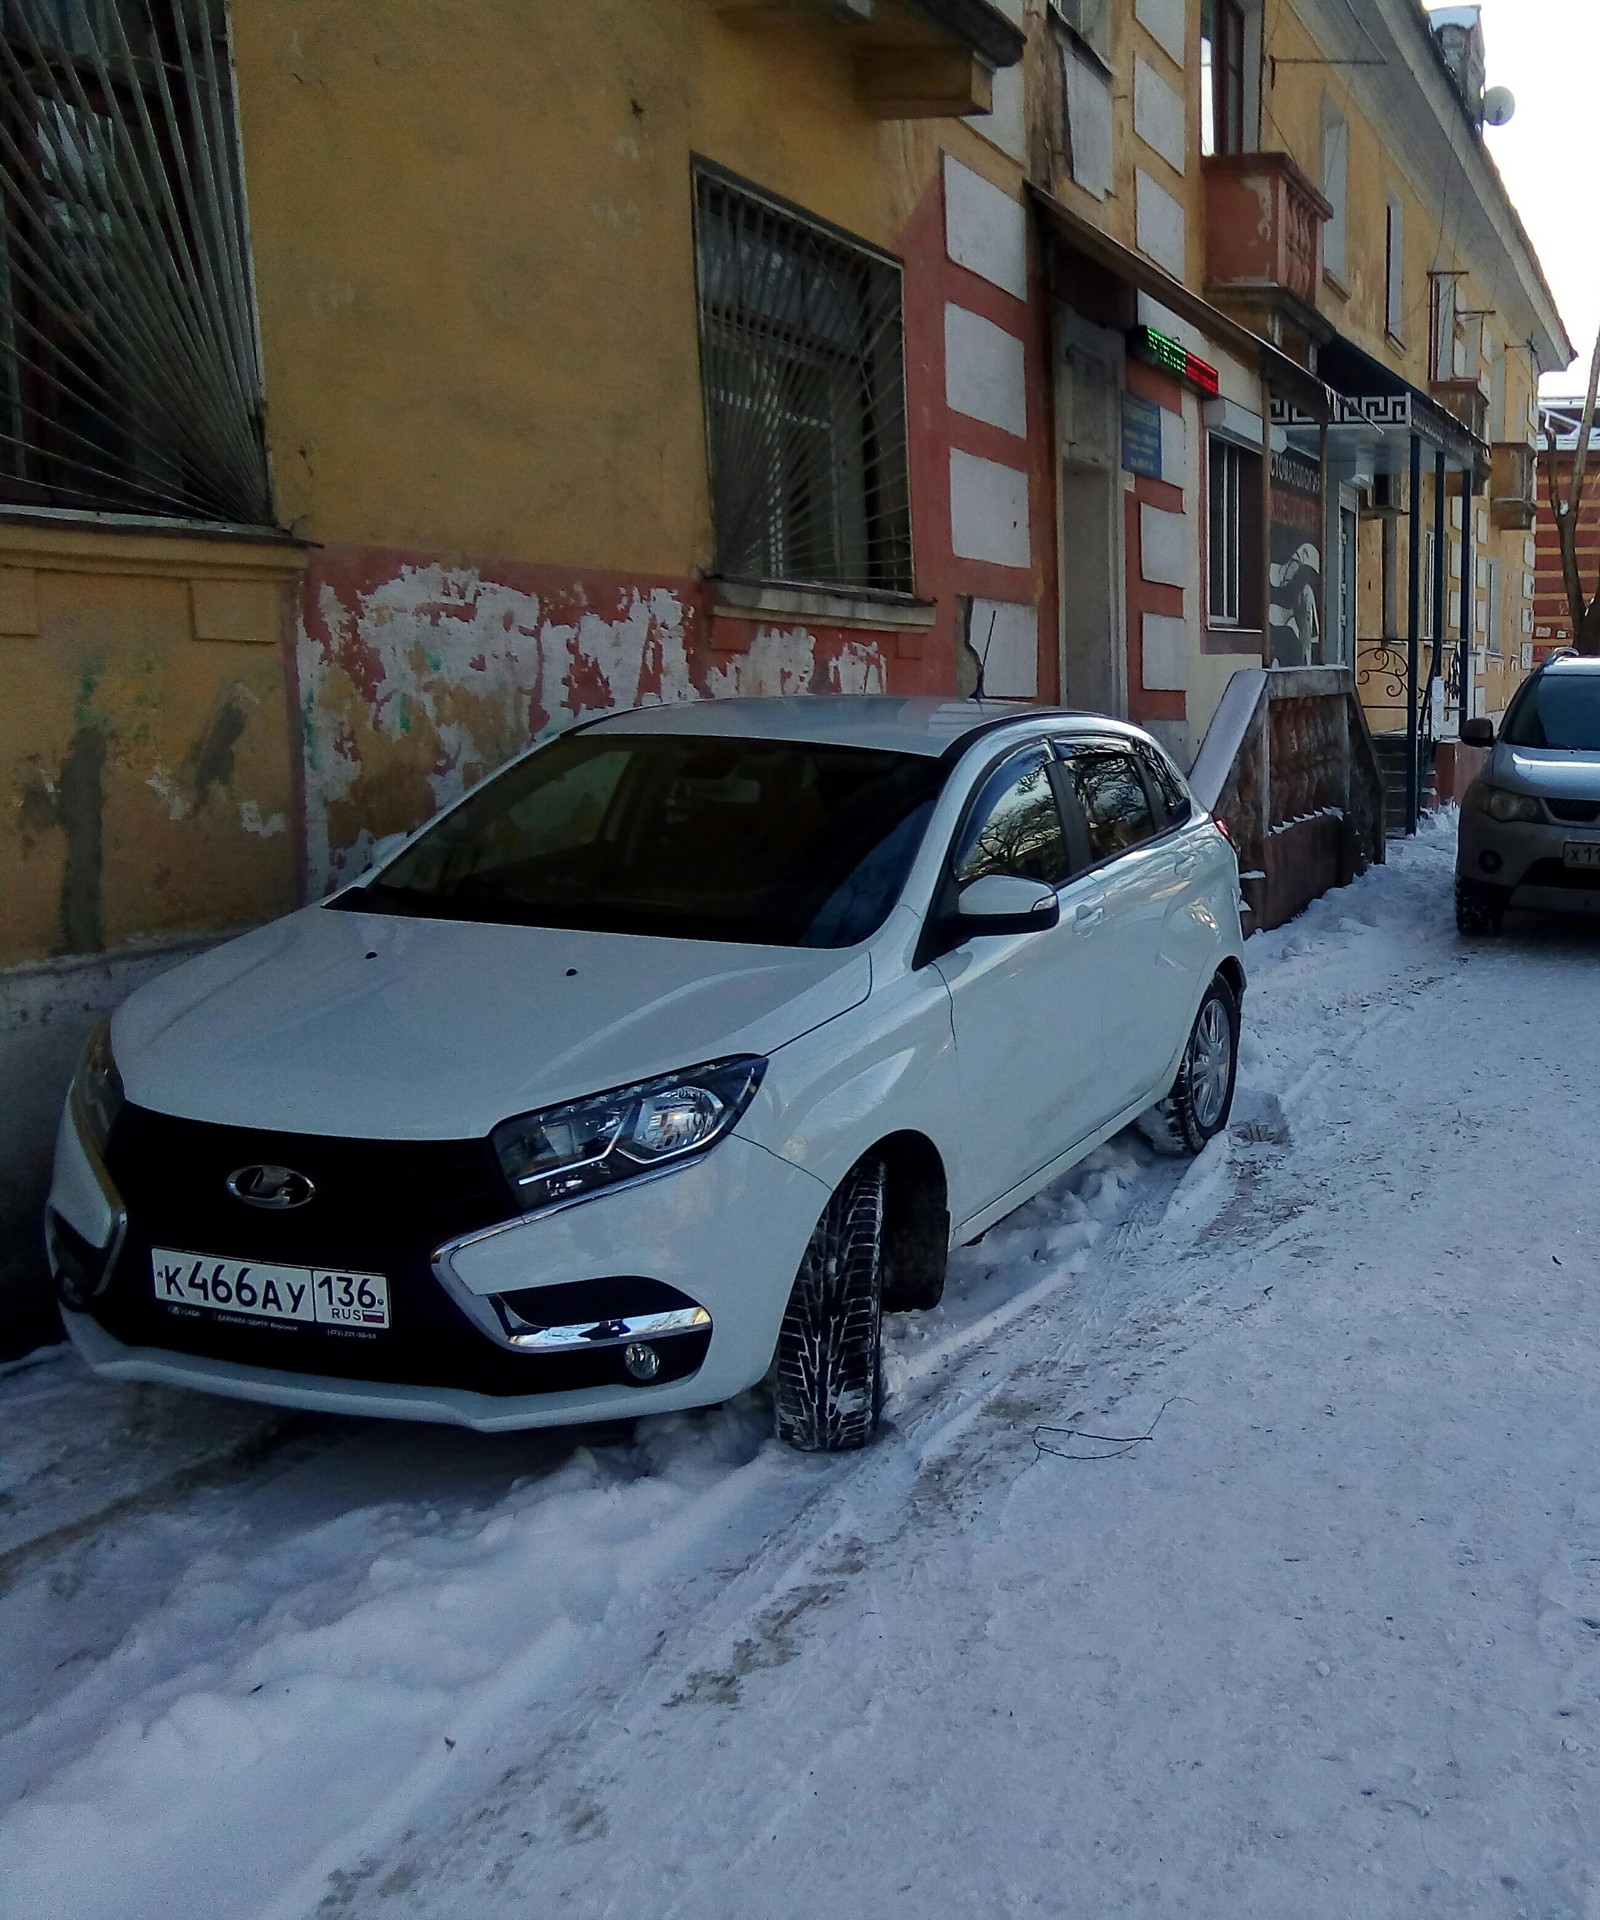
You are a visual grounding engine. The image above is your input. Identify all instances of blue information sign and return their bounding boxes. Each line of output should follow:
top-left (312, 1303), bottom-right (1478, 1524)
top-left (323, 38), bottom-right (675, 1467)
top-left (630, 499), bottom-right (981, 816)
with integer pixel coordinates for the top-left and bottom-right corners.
top-left (1121, 393), bottom-right (1163, 479)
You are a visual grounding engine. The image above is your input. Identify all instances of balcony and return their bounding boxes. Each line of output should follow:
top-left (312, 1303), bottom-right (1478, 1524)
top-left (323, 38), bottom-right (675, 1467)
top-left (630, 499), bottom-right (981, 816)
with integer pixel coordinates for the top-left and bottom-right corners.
top-left (1430, 377), bottom-right (1489, 444)
top-left (1489, 439), bottom-right (1537, 530)
top-left (1202, 152), bottom-right (1333, 325)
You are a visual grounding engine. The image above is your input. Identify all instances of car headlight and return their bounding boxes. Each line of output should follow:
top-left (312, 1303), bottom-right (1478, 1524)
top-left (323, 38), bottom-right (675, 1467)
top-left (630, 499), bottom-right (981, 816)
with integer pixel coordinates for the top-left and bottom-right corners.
top-left (491, 1056), bottom-right (766, 1212)
top-left (72, 1017), bottom-right (125, 1154)
top-left (1476, 786), bottom-right (1543, 823)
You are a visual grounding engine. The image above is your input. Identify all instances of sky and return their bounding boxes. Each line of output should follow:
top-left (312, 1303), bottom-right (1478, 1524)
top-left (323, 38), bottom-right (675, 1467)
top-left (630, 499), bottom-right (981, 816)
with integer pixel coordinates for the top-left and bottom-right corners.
top-left (1476, 0), bottom-right (1599, 394)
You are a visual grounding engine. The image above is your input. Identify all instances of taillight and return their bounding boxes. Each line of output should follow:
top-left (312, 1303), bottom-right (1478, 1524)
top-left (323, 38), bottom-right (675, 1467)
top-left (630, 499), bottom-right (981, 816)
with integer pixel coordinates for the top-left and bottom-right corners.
top-left (1211, 813), bottom-right (1237, 850)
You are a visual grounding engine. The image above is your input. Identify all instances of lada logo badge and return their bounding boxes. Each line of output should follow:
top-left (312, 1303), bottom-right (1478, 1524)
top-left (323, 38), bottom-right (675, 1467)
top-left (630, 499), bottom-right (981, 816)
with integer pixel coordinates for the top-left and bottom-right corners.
top-left (226, 1164), bottom-right (316, 1210)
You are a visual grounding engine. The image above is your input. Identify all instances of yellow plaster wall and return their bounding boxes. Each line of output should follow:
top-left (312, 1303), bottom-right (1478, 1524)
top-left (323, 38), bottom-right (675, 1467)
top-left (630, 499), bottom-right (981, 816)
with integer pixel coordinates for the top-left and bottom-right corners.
top-left (231, 0), bottom-right (1018, 575)
top-left (0, 528), bottom-right (305, 966)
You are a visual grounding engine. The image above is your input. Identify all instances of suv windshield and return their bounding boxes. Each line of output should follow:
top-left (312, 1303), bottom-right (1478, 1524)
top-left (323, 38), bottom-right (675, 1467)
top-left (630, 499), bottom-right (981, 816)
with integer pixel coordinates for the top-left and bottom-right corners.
top-left (1502, 673), bottom-right (1600, 752)
top-left (331, 730), bottom-right (945, 948)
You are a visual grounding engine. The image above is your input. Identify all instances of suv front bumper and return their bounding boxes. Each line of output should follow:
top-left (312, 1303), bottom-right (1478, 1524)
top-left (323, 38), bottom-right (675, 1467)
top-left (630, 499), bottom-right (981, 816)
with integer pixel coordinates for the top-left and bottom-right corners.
top-left (1457, 805), bottom-right (1600, 915)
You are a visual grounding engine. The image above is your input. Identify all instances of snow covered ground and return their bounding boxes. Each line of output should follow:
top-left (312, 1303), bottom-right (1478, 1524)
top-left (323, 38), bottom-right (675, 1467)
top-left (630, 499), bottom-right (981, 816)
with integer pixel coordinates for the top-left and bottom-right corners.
top-left (6, 815), bottom-right (1600, 1918)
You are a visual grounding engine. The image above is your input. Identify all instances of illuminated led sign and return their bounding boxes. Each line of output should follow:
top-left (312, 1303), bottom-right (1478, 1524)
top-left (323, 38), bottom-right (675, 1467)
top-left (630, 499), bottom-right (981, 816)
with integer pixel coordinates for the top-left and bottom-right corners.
top-left (1129, 326), bottom-right (1220, 397)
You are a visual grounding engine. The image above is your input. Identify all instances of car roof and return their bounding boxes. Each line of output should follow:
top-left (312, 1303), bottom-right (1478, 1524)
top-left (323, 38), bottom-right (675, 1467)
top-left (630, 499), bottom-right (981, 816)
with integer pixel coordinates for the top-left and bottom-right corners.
top-left (1539, 652), bottom-right (1600, 674)
top-left (577, 695), bottom-right (1147, 760)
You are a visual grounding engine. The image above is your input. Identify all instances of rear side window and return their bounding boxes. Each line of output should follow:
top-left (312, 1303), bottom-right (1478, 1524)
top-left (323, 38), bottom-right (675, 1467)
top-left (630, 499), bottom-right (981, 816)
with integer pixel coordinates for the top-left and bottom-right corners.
top-left (1060, 749), bottom-right (1158, 863)
top-left (1139, 745), bottom-right (1193, 828)
top-left (952, 748), bottom-right (1072, 887)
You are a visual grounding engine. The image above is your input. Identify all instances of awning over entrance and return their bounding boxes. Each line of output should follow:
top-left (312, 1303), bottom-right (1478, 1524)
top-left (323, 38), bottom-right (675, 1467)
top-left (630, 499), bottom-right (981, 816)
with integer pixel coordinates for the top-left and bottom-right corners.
top-left (1271, 332), bottom-right (1487, 480)
top-left (1028, 184), bottom-right (1330, 420)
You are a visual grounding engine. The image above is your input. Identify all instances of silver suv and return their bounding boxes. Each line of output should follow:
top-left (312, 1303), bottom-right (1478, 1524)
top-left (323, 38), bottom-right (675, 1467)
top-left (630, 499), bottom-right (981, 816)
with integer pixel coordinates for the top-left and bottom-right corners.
top-left (1457, 652), bottom-right (1600, 934)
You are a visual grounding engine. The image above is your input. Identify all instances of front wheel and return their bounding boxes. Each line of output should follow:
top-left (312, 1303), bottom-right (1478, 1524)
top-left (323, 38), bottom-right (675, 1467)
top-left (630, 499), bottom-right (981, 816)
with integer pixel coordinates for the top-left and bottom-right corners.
top-left (773, 1158), bottom-right (886, 1453)
top-left (1139, 976), bottom-right (1239, 1157)
top-left (1456, 876), bottom-right (1505, 936)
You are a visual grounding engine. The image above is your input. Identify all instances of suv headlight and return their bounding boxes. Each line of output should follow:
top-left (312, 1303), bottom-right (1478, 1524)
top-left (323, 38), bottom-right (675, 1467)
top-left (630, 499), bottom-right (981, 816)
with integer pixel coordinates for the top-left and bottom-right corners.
top-left (1476, 786), bottom-right (1542, 823)
top-left (491, 1057), bottom-right (766, 1212)
top-left (72, 1017), bottom-right (125, 1154)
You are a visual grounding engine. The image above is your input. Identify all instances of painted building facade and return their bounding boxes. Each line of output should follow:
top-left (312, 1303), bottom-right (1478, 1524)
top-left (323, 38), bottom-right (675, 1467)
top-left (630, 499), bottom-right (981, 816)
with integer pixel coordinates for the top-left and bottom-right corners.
top-left (0, 0), bottom-right (1568, 1349)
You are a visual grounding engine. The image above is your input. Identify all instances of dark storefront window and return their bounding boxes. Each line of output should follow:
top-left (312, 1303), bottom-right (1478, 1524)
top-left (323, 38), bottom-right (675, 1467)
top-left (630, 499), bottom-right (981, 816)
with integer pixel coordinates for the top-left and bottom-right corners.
top-left (0, 0), bottom-right (269, 521)
top-left (693, 166), bottom-right (912, 596)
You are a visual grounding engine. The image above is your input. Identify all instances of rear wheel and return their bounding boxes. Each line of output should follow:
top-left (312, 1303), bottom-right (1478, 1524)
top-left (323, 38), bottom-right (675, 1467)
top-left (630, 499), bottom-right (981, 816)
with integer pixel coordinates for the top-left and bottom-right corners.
top-left (1456, 876), bottom-right (1506, 936)
top-left (1139, 976), bottom-right (1239, 1158)
top-left (773, 1158), bottom-right (886, 1453)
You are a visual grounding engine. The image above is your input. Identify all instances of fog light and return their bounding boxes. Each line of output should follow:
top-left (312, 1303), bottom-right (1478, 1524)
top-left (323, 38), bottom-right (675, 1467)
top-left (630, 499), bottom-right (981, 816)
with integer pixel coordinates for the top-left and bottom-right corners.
top-left (622, 1341), bottom-right (661, 1382)
top-left (1479, 849), bottom-right (1503, 874)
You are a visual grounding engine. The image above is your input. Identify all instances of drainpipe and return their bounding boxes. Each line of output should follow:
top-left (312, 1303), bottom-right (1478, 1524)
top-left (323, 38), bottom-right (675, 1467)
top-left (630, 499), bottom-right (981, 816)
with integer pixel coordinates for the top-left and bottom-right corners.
top-left (1405, 432), bottom-right (1423, 835)
top-left (1459, 475), bottom-right (1474, 727)
top-left (1431, 448), bottom-right (1447, 716)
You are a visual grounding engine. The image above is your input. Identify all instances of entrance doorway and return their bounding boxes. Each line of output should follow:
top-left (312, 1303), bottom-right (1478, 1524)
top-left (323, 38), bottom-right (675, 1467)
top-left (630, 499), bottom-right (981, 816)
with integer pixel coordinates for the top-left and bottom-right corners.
top-left (1055, 309), bottom-right (1125, 718)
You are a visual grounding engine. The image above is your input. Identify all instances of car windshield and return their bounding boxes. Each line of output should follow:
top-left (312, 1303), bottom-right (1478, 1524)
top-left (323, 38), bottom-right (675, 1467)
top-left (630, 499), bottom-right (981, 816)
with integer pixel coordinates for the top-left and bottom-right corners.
top-left (329, 730), bottom-right (945, 947)
top-left (1501, 674), bottom-right (1600, 752)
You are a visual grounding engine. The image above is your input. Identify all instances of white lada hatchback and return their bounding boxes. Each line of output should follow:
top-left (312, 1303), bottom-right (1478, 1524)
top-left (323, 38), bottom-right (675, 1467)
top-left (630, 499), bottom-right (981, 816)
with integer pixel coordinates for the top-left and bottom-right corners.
top-left (48, 697), bottom-right (1244, 1451)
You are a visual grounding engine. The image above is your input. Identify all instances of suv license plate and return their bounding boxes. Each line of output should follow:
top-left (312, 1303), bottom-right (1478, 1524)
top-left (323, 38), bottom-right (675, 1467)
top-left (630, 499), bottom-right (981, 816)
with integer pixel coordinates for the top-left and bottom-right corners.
top-left (1564, 843), bottom-right (1600, 870)
top-left (151, 1249), bottom-right (390, 1329)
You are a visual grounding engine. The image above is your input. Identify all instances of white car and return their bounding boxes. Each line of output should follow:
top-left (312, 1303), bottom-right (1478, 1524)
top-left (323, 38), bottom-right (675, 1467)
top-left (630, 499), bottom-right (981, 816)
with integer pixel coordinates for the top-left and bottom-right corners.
top-left (47, 698), bottom-right (1244, 1451)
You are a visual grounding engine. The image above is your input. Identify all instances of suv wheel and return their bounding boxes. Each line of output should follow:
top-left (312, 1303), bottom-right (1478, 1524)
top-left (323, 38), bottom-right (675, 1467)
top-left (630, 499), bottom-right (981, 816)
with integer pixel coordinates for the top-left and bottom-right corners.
top-left (1456, 876), bottom-right (1506, 936)
top-left (773, 1158), bottom-right (886, 1453)
top-left (1140, 975), bottom-right (1239, 1158)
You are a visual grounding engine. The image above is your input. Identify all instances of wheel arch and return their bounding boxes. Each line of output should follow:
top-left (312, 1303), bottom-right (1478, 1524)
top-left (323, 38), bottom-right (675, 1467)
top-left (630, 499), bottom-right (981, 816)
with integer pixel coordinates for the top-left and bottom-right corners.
top-left (1216, 955), bottom-right (1246, 1005)
top-left (865, 1130), bottom-right (950, 1311)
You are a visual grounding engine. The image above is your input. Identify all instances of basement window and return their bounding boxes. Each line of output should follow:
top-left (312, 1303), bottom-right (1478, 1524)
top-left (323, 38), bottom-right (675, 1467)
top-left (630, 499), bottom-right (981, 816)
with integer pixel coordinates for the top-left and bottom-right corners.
top-left (693, 165), bottom-right (912, 597)
top-left (0, 0), bottom-right (270, 523)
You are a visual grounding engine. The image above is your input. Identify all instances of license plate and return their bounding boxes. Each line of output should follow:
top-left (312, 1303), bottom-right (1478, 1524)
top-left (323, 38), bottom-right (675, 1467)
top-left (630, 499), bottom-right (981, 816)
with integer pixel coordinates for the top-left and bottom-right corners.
top-left (1564, 843), bottom-right (1600, 870)
top-left (151, 1249), bottom-right (390, 1329)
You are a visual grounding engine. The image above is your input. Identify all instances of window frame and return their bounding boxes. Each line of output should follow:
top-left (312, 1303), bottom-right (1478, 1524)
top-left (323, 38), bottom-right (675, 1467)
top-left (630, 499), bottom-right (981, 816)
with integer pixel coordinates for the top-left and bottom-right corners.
top-left (0, 0), bottom-right (267, 521)
top-left (691, 159), bottom-right (914, 599)
top-left (1206, 431), bottom-right (1263, 636)
top-left (1201, 0), bottom-right (1248, 157)
top-left (1319, 96), bottom-right (1348, 285)
top-left (1384, 192), bottom-right (1406, 343)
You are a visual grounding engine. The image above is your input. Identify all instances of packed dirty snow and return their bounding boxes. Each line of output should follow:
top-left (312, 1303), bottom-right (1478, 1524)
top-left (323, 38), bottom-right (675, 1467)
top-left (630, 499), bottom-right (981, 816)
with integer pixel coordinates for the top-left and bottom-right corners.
top-left (7, 816), bottom-right (1600, 1917)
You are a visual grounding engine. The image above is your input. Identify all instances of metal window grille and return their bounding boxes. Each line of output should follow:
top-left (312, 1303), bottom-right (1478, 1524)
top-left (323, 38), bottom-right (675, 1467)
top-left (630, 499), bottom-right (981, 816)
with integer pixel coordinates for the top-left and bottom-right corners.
top-left (693, 168), bottom-right (911, 596)
top-left (0, 0), bottom-right (270, 522)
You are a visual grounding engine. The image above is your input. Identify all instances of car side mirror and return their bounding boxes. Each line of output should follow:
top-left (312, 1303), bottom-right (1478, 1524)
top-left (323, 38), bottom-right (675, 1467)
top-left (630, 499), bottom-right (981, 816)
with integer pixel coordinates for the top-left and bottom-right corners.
top-left (1461, 717), bottom-right (1495, 748)
top-left (954, 873), bottom-right (1061, 934)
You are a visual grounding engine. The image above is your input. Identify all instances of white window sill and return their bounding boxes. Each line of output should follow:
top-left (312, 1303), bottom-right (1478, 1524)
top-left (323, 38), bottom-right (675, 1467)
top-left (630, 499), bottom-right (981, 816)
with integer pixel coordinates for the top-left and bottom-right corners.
top-left (712, 580), bottom-right (936, 632)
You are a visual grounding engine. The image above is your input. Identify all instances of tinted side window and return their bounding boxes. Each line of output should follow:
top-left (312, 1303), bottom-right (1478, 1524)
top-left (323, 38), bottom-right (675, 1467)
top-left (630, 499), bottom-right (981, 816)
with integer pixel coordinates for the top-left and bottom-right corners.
top-left (953, 750), bottom-right (1071, 887)
top-left (1139, 746), bottom-right (1193, 827)
top-left (1062, 751), bottom-right (1158, 862)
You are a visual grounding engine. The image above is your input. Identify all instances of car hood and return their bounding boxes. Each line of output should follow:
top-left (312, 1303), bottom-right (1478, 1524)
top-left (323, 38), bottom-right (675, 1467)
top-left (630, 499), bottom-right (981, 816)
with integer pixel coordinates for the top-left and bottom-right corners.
top-left (114, 903), bottom-right (871, 1139)
top-left (1492, 744), bottom-right (1600, 799)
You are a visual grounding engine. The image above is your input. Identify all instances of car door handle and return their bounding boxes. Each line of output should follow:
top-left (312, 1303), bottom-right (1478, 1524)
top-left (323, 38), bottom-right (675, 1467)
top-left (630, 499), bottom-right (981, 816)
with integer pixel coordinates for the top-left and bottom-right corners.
top-left (1074, 903), bottom-right (1105, 933)
top-left (1174, 853), bottom-right (1198, 879)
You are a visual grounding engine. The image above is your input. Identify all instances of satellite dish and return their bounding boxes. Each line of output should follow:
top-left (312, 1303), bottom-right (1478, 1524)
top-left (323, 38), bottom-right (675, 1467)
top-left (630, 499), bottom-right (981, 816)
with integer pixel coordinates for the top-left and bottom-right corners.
top-left (1483, 85), bottom-right (1516, 127)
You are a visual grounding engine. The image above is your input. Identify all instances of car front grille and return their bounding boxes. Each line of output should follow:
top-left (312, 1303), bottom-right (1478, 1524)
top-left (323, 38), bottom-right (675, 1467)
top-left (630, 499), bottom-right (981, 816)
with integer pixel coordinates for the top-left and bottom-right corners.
top-left (88, 1105), bottom-right (708, 1397)
top-left (1545, 797), bottom-right (1600, 824)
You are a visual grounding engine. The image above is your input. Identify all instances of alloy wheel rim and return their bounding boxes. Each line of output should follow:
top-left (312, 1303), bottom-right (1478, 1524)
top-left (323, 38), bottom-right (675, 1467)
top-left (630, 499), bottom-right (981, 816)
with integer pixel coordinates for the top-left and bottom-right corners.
top-left (1188, 998), bottom-right (1232, 1132)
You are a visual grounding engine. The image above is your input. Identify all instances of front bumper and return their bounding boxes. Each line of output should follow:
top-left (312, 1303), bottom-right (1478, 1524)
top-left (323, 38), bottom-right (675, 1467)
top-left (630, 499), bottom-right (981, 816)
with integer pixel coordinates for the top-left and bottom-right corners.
top-left (48, 1101), bottom-right (830, 1430)
top-left (1457, 805), bottom-right (1600, 913)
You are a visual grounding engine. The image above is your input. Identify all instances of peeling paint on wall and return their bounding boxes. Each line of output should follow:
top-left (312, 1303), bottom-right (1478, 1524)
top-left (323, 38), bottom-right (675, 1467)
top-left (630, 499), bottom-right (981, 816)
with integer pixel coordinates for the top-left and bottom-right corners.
top-left (297, 554), bottom-right (890, 892)
top-left (704, 626), bottom-right (886, 699)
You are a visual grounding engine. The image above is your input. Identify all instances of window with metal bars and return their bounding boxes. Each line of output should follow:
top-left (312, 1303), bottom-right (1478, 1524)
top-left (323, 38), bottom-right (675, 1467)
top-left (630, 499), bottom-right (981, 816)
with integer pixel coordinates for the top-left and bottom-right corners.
top-left (0, 0), bottom-right (269, 522)
top-left (693, 167), bottom-right (912, 597)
